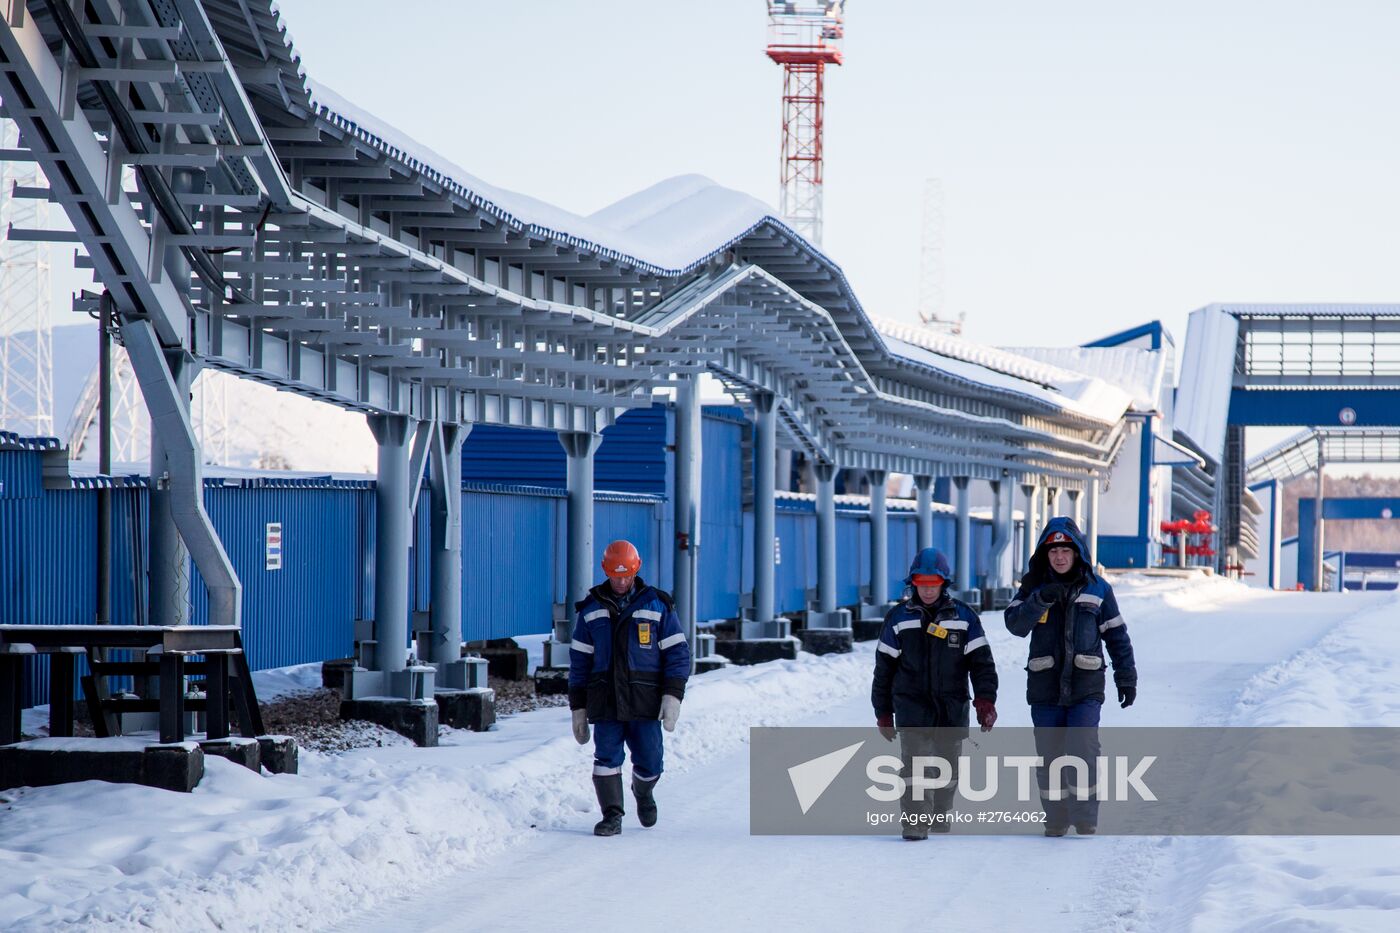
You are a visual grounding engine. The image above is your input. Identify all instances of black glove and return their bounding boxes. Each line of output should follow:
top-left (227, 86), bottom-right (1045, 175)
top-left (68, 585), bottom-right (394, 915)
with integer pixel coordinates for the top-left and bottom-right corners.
top-left (1118, 684), bottom-right (1136, 709)
top-left (1037, 582), bottom-right (1067, 604)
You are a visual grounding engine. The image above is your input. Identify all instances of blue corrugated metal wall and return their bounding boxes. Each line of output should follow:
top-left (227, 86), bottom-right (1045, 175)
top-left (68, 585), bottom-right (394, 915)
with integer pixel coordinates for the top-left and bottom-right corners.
top-left (696, 410), bottom-right (745, 621)
top-left (462, 406), bottom-right (669, 495)
top-left (1098, 537), bottom-right (1149, 569)
top-left (192, 482), bottom-right (365, 671)
top-left (460, 485), bottom-right (560, 642)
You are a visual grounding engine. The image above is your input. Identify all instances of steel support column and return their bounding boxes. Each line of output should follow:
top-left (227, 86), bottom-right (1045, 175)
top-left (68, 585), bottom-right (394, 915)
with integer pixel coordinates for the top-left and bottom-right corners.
top-left (953, 477), bottom-right (972, 594)
top-left (1001, 480), bottom-right (1018, 583)
top-left (1022, 481), bottom-right (1039, 574)
top-left (148, 349), bottom-right (193, 628)
top-left (1087, 477), bottom-right (1101, 568)
top-left (368, 414), bottom-right (413, 673)
top-left (674, 376), bottom-right (702, 669)
top-left (561, 432), bottom-right (602, 620)
top-left (914, 474), bottom-right (934, 551)
top-left (743, 392), bottom-right (786, 638)
top-left (1067, 488), bottom-right (1082, 529)
top-left (1314, 443), bottom-right (1326, 591)
top-left (801, 458), bottom-right (852, 647)
top-left (868, 470), bottom-right (889, 607)
top-left (986, 479), bottom-right (1009, 591)
top-left (815, 461), bottom-right (838, 614)
top-left (121, 321), bottom-right (241, 630)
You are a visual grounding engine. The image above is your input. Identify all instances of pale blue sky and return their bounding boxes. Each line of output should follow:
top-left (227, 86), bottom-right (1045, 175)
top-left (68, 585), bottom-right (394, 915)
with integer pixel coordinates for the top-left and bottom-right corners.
top-left (255, 0), bottom-right (1400, 354)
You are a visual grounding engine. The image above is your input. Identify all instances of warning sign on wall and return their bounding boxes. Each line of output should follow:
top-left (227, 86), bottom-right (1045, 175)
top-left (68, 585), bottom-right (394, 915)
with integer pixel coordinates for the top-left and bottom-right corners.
top-left (266, 522), bottom-right (283, 571)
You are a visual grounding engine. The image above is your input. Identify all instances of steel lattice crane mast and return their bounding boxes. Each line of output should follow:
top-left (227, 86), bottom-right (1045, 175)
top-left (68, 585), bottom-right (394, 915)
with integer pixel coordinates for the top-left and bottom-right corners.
top-left (765, 1), bottom-right (846, 247)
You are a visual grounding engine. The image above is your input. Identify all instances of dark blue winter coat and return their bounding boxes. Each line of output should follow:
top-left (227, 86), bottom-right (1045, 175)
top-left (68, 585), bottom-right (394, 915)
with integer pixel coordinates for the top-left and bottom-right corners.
top-left (1004, 517), bottom-right (1136, 706)
top-left (568, 578), bottom-right (690, 723)
top-left (872, 593), bottom-right (997, 729)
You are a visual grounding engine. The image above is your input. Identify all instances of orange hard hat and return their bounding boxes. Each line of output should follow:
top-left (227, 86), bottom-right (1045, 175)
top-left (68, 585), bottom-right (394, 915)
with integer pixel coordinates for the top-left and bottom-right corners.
top-left (601, 540), bottom-right (641, 579)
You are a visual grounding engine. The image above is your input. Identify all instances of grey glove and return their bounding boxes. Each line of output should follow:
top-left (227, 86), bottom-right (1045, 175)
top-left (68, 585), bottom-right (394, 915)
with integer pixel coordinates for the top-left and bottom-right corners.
top-left (661, 695), bottom-right (681, 733)
top-left (572, 708), bottom-right (590, 745)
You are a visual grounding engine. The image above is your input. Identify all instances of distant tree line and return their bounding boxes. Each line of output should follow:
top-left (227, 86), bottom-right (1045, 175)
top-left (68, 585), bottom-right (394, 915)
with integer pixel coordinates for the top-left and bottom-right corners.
top-left (1278, 474), bottom-right (1400, 552)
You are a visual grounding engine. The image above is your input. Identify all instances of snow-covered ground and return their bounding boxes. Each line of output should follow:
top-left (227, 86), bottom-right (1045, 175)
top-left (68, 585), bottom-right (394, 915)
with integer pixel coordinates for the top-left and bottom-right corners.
top-left (2, 574), bottom-right (1398, 931)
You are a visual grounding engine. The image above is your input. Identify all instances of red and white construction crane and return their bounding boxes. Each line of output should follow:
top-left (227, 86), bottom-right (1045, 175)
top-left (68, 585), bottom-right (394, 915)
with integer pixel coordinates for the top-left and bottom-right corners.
top-left (764, 1), bottom-right (846, 247)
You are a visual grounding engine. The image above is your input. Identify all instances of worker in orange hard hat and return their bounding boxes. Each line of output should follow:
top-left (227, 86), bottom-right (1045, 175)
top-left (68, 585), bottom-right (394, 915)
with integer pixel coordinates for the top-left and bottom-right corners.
top-left (569, 539), bottom-right (691, 836)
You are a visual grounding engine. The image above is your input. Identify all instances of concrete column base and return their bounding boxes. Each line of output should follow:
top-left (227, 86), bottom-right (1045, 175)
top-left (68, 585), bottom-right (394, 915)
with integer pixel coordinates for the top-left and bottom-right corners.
top-left (855, 601), bottom-right (897, 640)
top-left (803, 608), bottom-right (852, 631)
top-left (738, 616), bottom-right (791, 639)
top-left (533, 666), bottom-right (571, 696)
top-left (797, 628), bottom-right (855, 655)
top-left (692, 632), bottom-right (729, 673)
top-left (257, 735), bottom-right (299, 774)
top-left (534, 626), bottom-right (573, 697)
top-left (952, 588), bottom-right (983, 609)
top-left (199, 737), bottom-right (260, 772)
top-left (433, 657), bottom-right (488, 691)
top-left (339, 697), bottom-right (439, 747)
top-left (435, 688), bottom-right (496, 732)
top-left (713, 637), bottom-right (800, 666)
top-left (986, 587), bottom-right (1017, 610)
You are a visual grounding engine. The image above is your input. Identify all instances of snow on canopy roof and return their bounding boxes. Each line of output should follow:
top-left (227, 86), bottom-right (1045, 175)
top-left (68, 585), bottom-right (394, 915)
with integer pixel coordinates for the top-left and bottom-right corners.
top-left (305, 80), bottom-right (1136, 427)
top-left (308, 81), bottom-right (780, 273)
top-left (873, 318), bottom-right (1133, 425)
top-left (1000, 345), bottom-right (1168, 414)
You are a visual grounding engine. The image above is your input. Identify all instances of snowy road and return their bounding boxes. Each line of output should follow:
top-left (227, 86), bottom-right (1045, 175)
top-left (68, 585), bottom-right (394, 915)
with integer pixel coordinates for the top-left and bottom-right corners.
top-left (336, 577), bottom-right (1400, 933)
top-left (5, 574), bottom-right (1399, 931)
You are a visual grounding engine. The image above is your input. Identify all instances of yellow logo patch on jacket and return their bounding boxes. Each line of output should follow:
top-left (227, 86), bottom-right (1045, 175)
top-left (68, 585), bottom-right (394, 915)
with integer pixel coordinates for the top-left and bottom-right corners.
top-left (638, 622), bottom-right (652, 645)
top-left (927, 623), bottom-right (948, 639)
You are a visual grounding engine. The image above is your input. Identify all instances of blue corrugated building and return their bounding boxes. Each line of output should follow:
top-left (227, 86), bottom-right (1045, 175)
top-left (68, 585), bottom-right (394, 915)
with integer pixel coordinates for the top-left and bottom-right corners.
top-left (2, 405), bottom-right (999, 708)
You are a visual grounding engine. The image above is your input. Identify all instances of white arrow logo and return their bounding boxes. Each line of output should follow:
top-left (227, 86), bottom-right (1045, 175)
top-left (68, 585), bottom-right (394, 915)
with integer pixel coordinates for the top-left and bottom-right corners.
top-left (787, 741), bottom-right (866, 815)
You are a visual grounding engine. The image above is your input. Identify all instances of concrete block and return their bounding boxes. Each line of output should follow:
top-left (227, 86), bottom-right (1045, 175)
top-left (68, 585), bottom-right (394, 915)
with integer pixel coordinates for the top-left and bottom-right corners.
top-left (532, 666), bottom-right (570, 696)
top-left (475, 643), bottom-right (529, 681)
top-left (852, 619), bottom-right (884, 642)
top-left (435, 688), bottom-right (496, 732)
top-left (0, 739), bottom-right (203, 792)
top-left (712, 637), bottom-right (801, 666)
top-left (257, 735), bottom-right (299, 774)
top-left (199, 737), bottom-right (260, 772)
top-left (321, 657), bottom-right (357, 691)
top-left (797, 628), bottom-right (854, 655)
top-left (340, 698), bottom-right (439, 747)
top-left (694, 657), bottom-right (730, 674)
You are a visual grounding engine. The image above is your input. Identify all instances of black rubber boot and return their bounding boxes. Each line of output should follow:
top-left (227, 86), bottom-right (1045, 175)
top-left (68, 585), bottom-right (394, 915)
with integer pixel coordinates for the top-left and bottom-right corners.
top-left (593, 774), bottom-right (625, 836)
top-left (632, 776), bottom-right (659, 828)
top-left (1074, 822), bottom-right (1097, 835)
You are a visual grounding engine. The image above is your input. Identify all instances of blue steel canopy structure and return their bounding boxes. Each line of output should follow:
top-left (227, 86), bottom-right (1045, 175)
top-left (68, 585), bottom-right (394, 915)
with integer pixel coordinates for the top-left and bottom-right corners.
top-left (0, 0), bottom-right (1153, 693)
top-left (0, 0), bottom-right (1133, 482)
